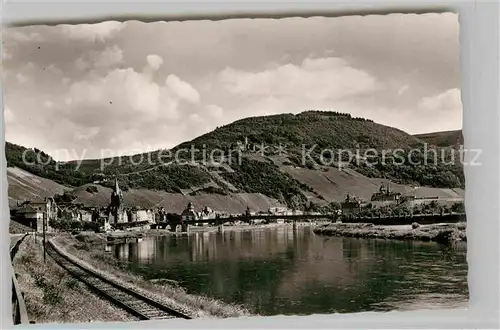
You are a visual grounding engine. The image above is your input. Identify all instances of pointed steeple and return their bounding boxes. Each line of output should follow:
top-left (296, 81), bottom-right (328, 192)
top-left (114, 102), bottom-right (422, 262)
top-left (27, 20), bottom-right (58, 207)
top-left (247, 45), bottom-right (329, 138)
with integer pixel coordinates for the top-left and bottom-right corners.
top-left (114, 178), bottom-right (119, 192)
top-left (114, 177), bottom-right (123, 198)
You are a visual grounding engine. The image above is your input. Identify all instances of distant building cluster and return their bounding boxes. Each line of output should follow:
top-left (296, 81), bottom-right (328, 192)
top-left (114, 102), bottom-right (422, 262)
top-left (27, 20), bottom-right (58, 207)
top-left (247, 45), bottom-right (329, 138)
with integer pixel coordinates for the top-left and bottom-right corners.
top-left (341, 185), bottom-right (402, 215)
top-left (103, 180), bottom-right (226, 231)
top-left (11, 197), bottom-right (57, 233)
top-left (341, 194), bottom-right (362, 215)
top-left (12, 175), bottom-right (458, 234)
top-left (268, 207), bottom-right (304, 216)
top-left (370, 184), bottom-right (401, 202)
top-left (12, 178), bottom-right (453, 233)
top-left (10, 179), bottom-right (247, 233)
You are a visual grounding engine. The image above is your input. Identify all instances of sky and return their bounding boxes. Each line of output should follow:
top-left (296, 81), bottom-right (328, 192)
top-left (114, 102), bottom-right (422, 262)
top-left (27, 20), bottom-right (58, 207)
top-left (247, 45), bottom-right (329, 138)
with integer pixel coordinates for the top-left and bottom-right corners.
top-left (2, 13), bottom-right (462, 161)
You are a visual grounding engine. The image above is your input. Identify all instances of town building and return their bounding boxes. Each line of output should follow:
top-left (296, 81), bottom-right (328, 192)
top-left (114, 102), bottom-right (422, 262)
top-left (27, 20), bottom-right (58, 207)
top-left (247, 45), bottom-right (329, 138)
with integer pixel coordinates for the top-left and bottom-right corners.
top-left (200, 206), bottom-right (217, 220)
top-left (181, 202), bottom-right (198, 222)
top-left (341, 194), bottom-right (362, 216)
top-left (196, 206), bottom-right (216, 226)
top-left (371, 184), bottom-right (402, 202)
top-left (56, 204), bottom-right (93, 222)
top-left (155, 207), bottom-right (167, 223)
top-left (14, 205), bottom-right (43, 231)
top-left (135, 209), bottom-right (154, 223)
top-left (13, 197), bottom-right (57, 233)
top-left (268, 206), bottom-right (289, 215)
top-left (107, 178), bottom-right (124, 225)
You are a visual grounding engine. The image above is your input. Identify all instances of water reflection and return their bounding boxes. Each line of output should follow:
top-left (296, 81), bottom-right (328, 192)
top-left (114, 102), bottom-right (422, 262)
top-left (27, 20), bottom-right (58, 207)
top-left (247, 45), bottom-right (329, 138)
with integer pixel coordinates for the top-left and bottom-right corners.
top-left (115, 243), bottom-right (130, 260)
top-left (114, 226), bottom-right (468, 315)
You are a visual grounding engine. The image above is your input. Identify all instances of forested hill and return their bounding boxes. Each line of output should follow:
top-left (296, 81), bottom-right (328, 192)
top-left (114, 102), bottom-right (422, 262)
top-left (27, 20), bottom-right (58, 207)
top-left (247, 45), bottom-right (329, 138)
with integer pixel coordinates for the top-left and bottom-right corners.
top-left (414, 130), bottom-right (463, 147)
top-left (5, 141), bottom-right (88, 187)
top-left (177, 111), bottom-right (425, 152)
top-left (5, 111), bottom-right (464, 209)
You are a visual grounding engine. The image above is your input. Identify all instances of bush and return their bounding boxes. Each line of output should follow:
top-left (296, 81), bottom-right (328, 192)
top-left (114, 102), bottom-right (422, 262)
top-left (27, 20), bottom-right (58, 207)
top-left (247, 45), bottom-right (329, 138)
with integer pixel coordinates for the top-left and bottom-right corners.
top-left (53, 192), bottom-right (77, 204)
top-left (50, 218), bottom-right (99, 233)
top-left (221, 158), bottom-right (307, 208)
top-left (82, 221), bottom-right (100, 232)
top-left (85, 185), bottom-right (99, 194)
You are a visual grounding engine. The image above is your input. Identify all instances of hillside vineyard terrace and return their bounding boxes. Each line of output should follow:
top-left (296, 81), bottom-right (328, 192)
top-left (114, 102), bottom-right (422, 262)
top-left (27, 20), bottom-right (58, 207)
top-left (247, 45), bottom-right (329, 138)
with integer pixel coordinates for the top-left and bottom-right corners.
top-left (19, 142), bottom-right (481, 172)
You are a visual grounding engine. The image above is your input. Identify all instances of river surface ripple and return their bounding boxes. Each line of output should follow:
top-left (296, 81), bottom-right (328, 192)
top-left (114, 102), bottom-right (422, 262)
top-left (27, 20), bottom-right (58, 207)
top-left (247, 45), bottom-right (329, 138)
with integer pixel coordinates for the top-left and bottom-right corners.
top-left (112, 226), bottom-right (468, 315)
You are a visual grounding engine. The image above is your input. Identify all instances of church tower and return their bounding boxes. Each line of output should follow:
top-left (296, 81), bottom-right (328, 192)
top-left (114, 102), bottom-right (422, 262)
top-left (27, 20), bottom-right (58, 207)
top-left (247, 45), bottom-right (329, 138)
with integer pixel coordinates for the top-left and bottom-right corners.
top-left (108, 178), bottom-right (124, 225)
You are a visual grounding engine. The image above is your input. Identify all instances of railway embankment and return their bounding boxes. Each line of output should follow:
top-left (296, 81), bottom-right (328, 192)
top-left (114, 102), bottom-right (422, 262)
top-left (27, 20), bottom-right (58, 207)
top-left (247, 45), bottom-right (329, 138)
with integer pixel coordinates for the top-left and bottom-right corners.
top-left (11, 234), bottom-right (137, 324)
top-left (313, 222), bottom-right (467, 243)
top-left (52, 234), bottom-right (252, 319)
top-left (46, 240), bottom-right (192, 321)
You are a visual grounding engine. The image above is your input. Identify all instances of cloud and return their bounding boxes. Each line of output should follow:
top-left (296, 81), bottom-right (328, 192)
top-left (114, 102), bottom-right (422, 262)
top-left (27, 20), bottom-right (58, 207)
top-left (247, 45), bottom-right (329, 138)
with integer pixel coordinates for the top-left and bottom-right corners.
top-left (4, 50), bottom-right (204, 159)
top-left (2, 15), bottom-right (461, 158)
top-left (165, 74), bottom-right (200, 104)
top-left (3, 48), bottom-right (12, 60)
top-left (4, 106), bottom-right (16, 124)
top-left (205, 104), bottom-right (224, 120)
top-left (203, 57), bottom-right (381, 130)
top-left (44, 64), bottom-right (64, 76)
top-left (43, 100), bottom-right (54, 108)
top-left (16, 73), bottom-right (28, 84)
top-left (75, 57), bottom-right (90, 72)
top-left (60, 21), bottom-right (124, 43)
top-left (68, 68), bottom-right (166, 118)
top-left (3, 29), bottom-right (44, 43)
top-left (397, 84), bottom-right (409, 95)
top-left (419, 88), bottom-right (462, 111)
top-left (365, 88), bottom-right (462, 134)
top-left (74, 45), bottom-right (124, 72)
top-left (218, 57), bottom-right (378, 100)
top-left (146, 54), bottom-right (163, 71)
top-left (93, 45), bottom-right (124, 69)
top-left (34, 56), bottom-right (202, 156)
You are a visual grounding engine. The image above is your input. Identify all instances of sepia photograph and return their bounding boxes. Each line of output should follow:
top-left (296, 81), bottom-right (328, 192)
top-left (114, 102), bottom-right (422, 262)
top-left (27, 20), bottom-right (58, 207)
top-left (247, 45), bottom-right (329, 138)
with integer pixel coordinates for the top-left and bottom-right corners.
top-left (3, 12), bottom-right (468, 325)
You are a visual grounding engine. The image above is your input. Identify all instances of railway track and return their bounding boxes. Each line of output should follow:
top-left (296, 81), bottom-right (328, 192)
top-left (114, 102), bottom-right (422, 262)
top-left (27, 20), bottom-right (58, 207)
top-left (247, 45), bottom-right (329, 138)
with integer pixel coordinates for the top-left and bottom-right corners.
top-left (11, 233), bottom-right (30, 325)
top-left (45, 241), bottom-right (191, 321)
top-left (10, 234), bottom-right (27, 257)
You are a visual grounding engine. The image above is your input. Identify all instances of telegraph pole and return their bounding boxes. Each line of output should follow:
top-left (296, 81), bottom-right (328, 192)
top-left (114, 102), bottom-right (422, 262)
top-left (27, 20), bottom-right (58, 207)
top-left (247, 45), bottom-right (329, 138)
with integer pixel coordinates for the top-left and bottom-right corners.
top-left (43, 212), bottom-right (47, 263)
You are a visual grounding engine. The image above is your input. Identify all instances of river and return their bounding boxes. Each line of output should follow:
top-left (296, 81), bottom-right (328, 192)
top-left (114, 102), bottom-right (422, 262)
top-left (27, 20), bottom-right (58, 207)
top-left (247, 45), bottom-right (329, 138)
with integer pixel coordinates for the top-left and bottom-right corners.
top-left (112, 225), bottom-right (468, 315)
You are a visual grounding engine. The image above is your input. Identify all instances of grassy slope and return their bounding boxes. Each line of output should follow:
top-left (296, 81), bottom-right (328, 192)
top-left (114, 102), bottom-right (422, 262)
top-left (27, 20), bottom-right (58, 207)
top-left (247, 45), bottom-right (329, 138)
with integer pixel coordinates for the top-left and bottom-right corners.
top-left (6, 167), bottom-right (71, 207)
top-left (414, 130), bottom-right (463, 147)
top-left (12, 235), bottom-right (135, 323)
top-left (71, 183), bottom-right (284, 213)
top-left (5, 142), bottom-right (89, 187)
top-left (7, 162), bottom-right (462, 213)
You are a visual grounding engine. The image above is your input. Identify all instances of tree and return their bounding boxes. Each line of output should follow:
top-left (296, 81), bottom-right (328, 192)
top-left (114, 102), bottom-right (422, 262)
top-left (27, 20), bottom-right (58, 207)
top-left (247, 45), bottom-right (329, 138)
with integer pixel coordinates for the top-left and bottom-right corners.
top-left (451, 201), bottom-right (465, 213)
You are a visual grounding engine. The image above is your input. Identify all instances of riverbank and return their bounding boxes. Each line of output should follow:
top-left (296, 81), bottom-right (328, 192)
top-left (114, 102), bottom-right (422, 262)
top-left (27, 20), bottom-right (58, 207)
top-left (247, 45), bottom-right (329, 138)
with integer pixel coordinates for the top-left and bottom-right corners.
top-left (52, 234), bottom-right (252, 319)
top-left (12, 234), bottom-right (138, 324)
top-left (101, 221), bottom-right (318, 243)
top-left (313, 222), bottom-right (467, 242)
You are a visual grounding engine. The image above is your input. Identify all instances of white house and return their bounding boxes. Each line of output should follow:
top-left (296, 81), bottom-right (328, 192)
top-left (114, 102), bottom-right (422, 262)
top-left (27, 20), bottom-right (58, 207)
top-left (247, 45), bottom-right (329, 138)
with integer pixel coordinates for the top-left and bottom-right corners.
top-left (135, 209), bottom-right (154, 223)
top-left (268, 207), bottom-right (289, 215)
top-left (15, 198), bottom-right (57, 233)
